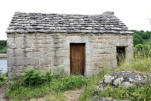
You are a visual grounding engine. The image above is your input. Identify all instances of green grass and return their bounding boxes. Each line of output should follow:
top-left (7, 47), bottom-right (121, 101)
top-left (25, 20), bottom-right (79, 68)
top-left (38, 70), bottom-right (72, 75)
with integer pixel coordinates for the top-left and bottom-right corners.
top-left (98, 83), bottom-right (151, 101)
top-left (97, 51), bottom-right (151, 100)
top-left (5, 74), bottom-right (87, 101)
top-left (116, 53), bottom-right (151, 73)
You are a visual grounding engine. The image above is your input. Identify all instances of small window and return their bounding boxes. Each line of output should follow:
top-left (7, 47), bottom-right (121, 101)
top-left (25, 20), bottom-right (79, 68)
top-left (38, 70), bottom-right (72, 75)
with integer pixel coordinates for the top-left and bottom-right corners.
top-left (116, 46), bottom-right (126, 65)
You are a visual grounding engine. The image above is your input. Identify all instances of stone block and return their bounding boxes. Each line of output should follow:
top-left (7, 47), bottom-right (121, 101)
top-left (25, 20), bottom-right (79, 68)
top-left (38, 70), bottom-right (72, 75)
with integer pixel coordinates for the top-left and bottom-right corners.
top-left (14, 49), bottom-right (24, 56)
top-left (7, 57), bottom-right (15, 67)
top-left (7, 49), bottom-right (14, 57)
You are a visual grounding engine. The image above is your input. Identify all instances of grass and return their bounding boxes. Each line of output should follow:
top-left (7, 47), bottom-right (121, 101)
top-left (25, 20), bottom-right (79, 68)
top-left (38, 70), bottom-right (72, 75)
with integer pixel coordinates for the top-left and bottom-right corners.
top-left (98, 82), bottom-right (151, 101)
top-left (96, 51), bottom-right (151, 101)
top-left (116, 53), bottom-right (151, 73)
top-left (79, 68), bottom-right (110, 101)
top-left (5, 73), bottom-right (87, 101)
top-left (5, 68), bottom-right (110, 101)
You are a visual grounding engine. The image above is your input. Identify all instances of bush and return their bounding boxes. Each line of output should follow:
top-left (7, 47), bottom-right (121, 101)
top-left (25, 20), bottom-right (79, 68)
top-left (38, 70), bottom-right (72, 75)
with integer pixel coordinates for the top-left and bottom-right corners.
top-left (142, 32), bottom-right (150, 39)
top-left (133, 34), bottom-right (143, 46)
top-left (22, 70), bottom-right (53, 86)
top-left (135, 44), bottom-right (144, 50)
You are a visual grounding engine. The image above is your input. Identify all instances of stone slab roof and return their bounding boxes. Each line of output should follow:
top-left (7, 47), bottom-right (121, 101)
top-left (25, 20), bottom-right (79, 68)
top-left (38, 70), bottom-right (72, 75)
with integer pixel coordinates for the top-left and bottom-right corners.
top-left (6, 11), bottom-right (132, 34)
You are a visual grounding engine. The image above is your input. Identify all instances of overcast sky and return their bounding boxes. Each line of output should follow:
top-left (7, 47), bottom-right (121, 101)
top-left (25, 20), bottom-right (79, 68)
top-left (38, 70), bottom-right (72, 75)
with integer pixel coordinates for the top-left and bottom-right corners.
top-left (0, 0), bottom-right (151, 40)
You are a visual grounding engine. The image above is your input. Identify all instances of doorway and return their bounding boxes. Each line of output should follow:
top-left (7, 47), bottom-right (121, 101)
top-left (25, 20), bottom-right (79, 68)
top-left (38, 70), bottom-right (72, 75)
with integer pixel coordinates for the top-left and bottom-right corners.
top-left (70, 43), bottom-right (85, 75)
top-left (116, 46), bottom-right (126, 65)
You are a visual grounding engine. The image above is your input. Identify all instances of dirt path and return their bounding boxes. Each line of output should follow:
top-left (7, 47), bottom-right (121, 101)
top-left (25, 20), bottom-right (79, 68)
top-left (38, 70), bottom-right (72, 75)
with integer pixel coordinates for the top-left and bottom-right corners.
top-left (0, 84), bottom-right (10, 101)
top-left (64, 89), bottom-right (82, 101)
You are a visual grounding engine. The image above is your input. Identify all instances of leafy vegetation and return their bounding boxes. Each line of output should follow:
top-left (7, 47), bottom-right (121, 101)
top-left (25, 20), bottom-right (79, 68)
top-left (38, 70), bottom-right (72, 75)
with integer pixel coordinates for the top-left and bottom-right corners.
top-left (5, 70), bottom-right (87, 100)
top-left (22, 70), bottom-right (53, 86)
top-left (0, 40), bottom-right (7, 53)
top-left (98, 82), bottom-right (151, 101)
top-left (133, 30), bottom-right (151, 46)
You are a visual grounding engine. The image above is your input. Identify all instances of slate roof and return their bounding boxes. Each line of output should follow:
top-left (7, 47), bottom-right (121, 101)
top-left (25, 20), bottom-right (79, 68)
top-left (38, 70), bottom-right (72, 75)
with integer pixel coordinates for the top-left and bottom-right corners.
top-left (6, 11), bottom-right (132, 34)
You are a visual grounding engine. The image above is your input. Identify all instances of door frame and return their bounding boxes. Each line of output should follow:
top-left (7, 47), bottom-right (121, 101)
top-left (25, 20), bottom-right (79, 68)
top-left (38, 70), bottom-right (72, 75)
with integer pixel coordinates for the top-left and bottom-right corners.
top-left (70, 43), bottom-right (85, 75)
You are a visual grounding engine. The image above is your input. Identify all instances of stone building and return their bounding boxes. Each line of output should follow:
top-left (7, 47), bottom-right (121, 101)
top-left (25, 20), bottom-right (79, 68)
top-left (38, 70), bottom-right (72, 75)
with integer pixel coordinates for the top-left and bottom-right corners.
top-left (6, 11), bottom-right (133, 77)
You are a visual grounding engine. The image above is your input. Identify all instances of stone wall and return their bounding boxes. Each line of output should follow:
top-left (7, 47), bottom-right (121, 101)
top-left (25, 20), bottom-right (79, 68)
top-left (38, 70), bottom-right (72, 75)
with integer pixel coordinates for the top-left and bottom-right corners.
top-left (7, 33), bottom-right (133, 77)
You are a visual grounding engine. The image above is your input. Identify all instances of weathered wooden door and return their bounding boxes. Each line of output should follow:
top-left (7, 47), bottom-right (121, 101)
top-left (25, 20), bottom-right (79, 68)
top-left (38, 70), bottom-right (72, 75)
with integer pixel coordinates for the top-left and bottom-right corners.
top-left (70, 43), bottom-right (85, 75)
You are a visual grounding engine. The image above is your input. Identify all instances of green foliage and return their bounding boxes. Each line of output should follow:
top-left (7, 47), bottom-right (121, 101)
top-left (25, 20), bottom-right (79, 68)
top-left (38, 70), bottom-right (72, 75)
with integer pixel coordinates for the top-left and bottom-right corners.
top-left (133, 33), bottom-right (143, 45)
top-left (51, 75), bottom-right (87, 91)
top-left (132, 30), bottom-right (151, 46)
top-left (22, 70), bottom-right (53, 86)
top-left (134, 44), bottom-right (151, 56)
top-left (135, 44), bottom-right (144, 50)
top-left (98, 83), bottom-right (151, 101)
top-left (5, 70), bottom-right (87, 100)
top-left (0, 40), bottom-right (7, 53)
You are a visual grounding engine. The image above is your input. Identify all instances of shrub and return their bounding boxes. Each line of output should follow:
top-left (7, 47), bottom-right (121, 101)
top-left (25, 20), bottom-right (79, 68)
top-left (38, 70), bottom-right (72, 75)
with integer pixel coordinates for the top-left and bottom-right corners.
top-left (22, 70), bottom-right (53, 86)
top-left (142, 32), bottom-right (150, 39)
top-left (135, 44), bottom-right (144, 50)
top-left (133, 34), bottom-right (143, 46)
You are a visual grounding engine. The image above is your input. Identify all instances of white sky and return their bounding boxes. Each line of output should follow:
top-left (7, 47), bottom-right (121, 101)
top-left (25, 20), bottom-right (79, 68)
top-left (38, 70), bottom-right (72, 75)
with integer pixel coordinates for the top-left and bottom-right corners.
top-left (0, 0), bottom-right (151, 40)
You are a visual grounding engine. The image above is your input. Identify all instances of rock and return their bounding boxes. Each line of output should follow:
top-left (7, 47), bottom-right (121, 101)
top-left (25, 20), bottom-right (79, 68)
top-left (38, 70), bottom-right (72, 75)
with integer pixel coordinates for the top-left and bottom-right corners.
top-left (96, 85), bottom-right (104, 92)
top-left (99, 80), bottom-right (103, 84)
top-left (100, 71), bottom-right (149, 88)
top-left (104, 75), bottom-right (114, 84)
top-left (93, 71), bottom-right (147, 101)
top-left (92, 96), bottom-right (129, 101)
top-left (113, 77), bottom-right (124, 86)
top-left (121, 82), bottom-right (133, 88)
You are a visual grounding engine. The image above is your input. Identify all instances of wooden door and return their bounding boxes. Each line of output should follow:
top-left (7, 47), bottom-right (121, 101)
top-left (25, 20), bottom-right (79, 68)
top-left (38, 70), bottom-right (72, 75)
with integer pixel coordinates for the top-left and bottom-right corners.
top-left (70, 43), bottom-right (85, 75)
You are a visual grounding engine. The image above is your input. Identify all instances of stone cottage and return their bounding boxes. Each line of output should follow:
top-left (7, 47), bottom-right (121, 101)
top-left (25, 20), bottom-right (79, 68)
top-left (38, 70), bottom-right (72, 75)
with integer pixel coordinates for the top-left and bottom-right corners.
top-left (6, 11), bottom-right (133, 77)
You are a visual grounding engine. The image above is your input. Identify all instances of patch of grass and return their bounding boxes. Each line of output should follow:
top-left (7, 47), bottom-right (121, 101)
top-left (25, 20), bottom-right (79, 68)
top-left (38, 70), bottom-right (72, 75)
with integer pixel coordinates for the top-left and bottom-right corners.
top-left (79, 68), bottom-right (110, 101)
top-left (5, 70), bottom-right (87, 101)
top-left (116, 53), bottom-right (151, 73)
top-left (98, 82), bottom-right (151, 101)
